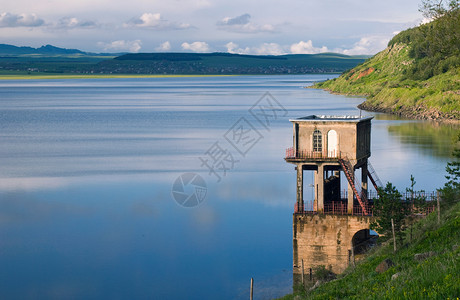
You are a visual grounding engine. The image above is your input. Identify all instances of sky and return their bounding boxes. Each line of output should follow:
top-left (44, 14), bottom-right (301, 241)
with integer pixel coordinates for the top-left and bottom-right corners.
top-left (0, 0), bottom-right (427, 55)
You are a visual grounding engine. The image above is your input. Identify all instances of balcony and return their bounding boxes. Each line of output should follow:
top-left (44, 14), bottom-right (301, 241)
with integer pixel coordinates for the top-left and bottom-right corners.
top-left (285, 147), bottom-right (343, 162)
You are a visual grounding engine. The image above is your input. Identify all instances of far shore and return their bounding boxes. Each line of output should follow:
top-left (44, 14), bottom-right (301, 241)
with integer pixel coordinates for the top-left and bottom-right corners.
top-left (0, 74), bottom-right (237, 80)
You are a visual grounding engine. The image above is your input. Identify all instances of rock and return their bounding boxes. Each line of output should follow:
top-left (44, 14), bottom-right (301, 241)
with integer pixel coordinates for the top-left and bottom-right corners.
top-left (294, 295), bottom-right (303, 300)
top-left (414, 251), bottom-right (436, 261)
top-left (391, 272), bottom-right (401, 280)
top-left (452, 245), bottom-right (458, 251)
top-left (375, 258), bottom-right (394, 273)
top-left (309, 280), bottom-right (322, 291)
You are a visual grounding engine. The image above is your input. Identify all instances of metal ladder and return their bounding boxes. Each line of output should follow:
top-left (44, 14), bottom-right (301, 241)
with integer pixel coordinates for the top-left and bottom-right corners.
top-left (367, 160), bottom-right (383, 191)
top-left (338, 158), bottom-right (369, 215)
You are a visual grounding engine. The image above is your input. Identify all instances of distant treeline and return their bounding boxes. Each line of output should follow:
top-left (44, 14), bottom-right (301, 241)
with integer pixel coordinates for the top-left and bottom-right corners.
top-left (0, 44), bottom-right (368, 75)
top-left (115, 52), bottom-right (287, 61)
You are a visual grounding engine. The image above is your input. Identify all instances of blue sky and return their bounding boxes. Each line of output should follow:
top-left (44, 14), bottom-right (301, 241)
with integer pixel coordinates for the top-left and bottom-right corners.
top-left (0, 0), bottom-right (426, 55)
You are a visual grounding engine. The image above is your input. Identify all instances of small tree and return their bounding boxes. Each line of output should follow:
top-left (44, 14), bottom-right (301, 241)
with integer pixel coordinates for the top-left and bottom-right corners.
top-left (445, 134), bottom-right (460, 189)
top-left (371, 183), bottom-right (409, 244)
top-left (406, 175), bottom-right (427, 213)
top-left (405, 175), bottom-right (427, 241)
top-left (441, 133), bottom-right (460, 205)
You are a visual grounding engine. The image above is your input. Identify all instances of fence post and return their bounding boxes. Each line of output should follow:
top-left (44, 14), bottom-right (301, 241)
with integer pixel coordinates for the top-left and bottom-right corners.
top-left (250, 278), bottom-right (253, 300)
top-left (391, 218), bottom-right (397, 253)
top-left (437, 191), bottom-right (441, 225)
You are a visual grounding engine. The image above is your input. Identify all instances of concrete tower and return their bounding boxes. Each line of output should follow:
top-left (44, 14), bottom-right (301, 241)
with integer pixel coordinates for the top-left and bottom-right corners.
top-left (285, 115), bottom-right (374, 215)
top-left (285, 115), bottom-right (381, 276)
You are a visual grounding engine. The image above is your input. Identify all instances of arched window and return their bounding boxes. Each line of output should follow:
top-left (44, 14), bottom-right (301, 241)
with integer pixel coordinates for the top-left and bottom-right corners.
top-left (313, 129), bottom-right (322, 152)
top-left (327, 130), bottom-right (338, 157)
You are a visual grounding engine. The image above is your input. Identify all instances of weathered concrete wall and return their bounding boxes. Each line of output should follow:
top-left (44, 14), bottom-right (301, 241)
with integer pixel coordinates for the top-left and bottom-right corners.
top-left (297, 122), bottom-right (357, 158)
top-left (293, 214), bottom-right (373, 275)
top-left (293, 119), bottom-right (372, 160)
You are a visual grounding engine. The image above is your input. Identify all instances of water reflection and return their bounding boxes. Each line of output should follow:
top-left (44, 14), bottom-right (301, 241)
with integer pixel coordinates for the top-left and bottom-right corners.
top-left (387, 121), bottom-right (460, 158)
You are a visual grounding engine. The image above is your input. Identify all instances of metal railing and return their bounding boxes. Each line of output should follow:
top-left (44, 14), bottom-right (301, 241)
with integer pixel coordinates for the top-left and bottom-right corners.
top-left (285, 147), bottom-right (343, 160)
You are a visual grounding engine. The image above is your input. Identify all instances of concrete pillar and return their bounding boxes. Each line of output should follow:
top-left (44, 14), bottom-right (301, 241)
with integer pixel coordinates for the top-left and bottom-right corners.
top-left (315, 164), bottom-right (325, 212)
top-left (347, 183), bottom-right (354, 214)
top-left (361, 161), bottom-right (368, 198)
top-left (347, 166), bottom-right (354, 214)
top-left (296, 164), bottom-right (303, 212)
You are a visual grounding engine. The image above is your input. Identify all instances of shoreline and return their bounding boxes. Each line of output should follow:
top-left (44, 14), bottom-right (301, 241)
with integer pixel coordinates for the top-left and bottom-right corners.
top-left (357, 102), bottom-right (460, 124)
top-left (0, 74), bottom-right (237, 80)
top-left (0, 73), bottom-right (343, 80)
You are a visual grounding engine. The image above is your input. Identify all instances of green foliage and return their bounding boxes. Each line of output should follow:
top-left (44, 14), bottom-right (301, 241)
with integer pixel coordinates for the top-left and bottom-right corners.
top-left (445, 133), bottom-right (460, 189)
top-left (440, 132), bottom-right (460, 206)
top-left (371, 183), bottom-right (409, 243)
top-left (390, 8), bottom-right (460, 80)
top-left (312, 265), bottom-right (334, 281)
top-left (406, 175), bottom-right (430, 213)
top-left (419, 0), bottom-right (459, 19)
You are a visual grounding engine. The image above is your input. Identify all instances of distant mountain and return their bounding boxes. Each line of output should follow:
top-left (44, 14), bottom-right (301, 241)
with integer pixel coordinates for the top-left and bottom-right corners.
top-left (0, 44), bottom-right (86, 55)
top-left (314, 9), bottom-right (460, 121)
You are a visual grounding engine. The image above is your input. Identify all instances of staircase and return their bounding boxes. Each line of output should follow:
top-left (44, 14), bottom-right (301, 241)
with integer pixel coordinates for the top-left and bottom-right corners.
top-left (338, 158), bottom-right (369, 215)
top-left (367, 160), bottom-right (383, 191)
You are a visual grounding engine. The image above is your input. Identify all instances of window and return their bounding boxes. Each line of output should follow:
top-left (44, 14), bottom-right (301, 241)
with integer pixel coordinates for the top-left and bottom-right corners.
top-left (313, 129), bottom-right (322, 152)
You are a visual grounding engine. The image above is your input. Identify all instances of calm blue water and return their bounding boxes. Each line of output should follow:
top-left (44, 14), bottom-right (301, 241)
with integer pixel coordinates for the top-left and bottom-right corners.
top-left (0, 75), bottom-right (457, 299)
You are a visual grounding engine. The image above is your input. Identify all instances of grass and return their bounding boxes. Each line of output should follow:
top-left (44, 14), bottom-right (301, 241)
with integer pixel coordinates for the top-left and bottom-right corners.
top-left (279, 200), bottom-right (460, 299)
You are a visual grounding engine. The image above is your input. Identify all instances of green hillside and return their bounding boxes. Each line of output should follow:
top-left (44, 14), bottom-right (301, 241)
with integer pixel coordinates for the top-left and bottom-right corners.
top-left (314, 8), bottom-right (460, 121)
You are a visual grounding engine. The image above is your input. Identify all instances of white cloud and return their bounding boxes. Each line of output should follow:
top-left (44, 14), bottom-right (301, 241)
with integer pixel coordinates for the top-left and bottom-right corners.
top-left (225, 42), bottom-right (250, 54)
top-left (0, 12), bottom-right (45, 27)
top-left (253, 43), bottom-right (285, 55)
top-left (156, 41), bottom-right (171, 51)
top-left (339, 36), bottom-right (390, 55)
top-left (98, 40), bottom-right (142, 52)
top-left (420, 17), bottom-right (433, 25)
top-left (221, 13), bottom-right (251, 26)
top-left (290, 40), bottom-right (329, 54)
top-left (217, 13), bottom-right (275, 33)
top-left (57, 17), bottom-right (97, 29)
top-left (124, 13), bottom-right (191, 30)
top-left (181, 41), bottom-right (209, 53)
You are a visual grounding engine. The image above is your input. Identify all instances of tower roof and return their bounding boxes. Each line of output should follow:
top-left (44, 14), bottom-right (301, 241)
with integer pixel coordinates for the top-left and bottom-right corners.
top-left (289, 115), bottom-right (373, 123)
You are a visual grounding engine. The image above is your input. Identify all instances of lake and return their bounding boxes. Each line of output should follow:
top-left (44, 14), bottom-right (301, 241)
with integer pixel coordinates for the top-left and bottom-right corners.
top-left (0, 75), bottom-right (458, 299)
